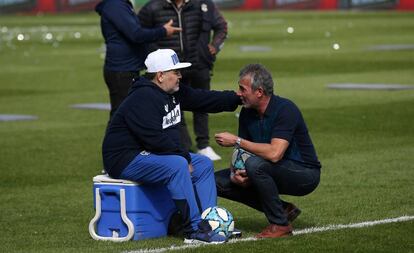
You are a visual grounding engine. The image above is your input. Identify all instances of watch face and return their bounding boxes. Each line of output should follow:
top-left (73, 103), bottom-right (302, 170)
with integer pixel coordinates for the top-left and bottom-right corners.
top-left (236, 138), bottom-right (241, 146)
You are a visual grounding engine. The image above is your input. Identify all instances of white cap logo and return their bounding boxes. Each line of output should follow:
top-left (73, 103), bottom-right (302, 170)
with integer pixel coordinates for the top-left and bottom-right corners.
top-left (171, 53), bottom-right (179, 65)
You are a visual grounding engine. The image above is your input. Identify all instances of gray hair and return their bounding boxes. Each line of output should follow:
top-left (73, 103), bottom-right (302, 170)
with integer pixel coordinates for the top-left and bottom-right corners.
top-left (144, 72), bottom-right (157, 80)
top-left (239, 64), bottom-right (274, 96)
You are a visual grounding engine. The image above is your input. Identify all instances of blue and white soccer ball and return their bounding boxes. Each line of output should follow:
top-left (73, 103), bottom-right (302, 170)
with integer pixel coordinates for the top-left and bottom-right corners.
top-left (201, 206), bottom-right (234, 237)
top-left (231, 148), bottom-right (254, 170)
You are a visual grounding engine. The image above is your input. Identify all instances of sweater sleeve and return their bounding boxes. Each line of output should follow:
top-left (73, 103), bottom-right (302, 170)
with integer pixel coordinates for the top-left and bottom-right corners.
top-left (103, 0), bottom-right (166, 44)
top-left (177, 84), bottom-right (241, 113)
top-left (125, 91), bottom-right (191, 162)
top-left (209, 0), bottom-right (227, 52)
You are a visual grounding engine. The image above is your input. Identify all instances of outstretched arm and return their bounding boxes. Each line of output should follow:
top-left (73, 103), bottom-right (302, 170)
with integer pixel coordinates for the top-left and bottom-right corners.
top-left (177, 84), bottom-right (241, 113)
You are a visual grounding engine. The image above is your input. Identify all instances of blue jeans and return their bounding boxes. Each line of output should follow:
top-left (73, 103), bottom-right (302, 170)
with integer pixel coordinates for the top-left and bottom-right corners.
top-left (215, 156), bottom-right (320, 225)
top-left (120, 152), bottom-right (217, 232)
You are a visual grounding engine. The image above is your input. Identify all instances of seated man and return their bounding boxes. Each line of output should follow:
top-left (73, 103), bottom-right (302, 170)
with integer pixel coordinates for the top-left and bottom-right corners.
top-left (214, 64), bottom-right (321, 238)
top-left (102, 49), bottom-right (240, 244)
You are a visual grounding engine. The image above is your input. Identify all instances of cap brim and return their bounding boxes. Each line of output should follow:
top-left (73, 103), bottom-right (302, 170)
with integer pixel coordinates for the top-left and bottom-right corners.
top-left (168, 62), bottom-right (192, 71)
top-left (145, 62), bottom-right (192, 73)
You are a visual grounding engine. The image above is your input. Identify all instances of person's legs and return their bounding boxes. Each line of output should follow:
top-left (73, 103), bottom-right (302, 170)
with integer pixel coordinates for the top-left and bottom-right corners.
top-left (190, 69), bottom-right (221, 160)
top-left (120, 153), bottom-right (200, 233)
top-left (244, 157), bottom-right (287, 226)
top-left (215, 168), bottom-right (302, 222)
top-left (178, 71), bottom-right (193, 151)
top-left (103, 69), bottom-right (139, 121)
top-left (259, 159), bottom-right (320, 197)
top-left (189, 69), bottom-right (211, 150)
top-left (245, 156), bottom-right (320, 226)
top-left (215, 168), bottom-right (263, 211)
top-left (120, 153), bottom-right (227, 243)
top-left (179, 113), bottom-right (193, 151)
top-left (189, 153), bottom-right (217, 212)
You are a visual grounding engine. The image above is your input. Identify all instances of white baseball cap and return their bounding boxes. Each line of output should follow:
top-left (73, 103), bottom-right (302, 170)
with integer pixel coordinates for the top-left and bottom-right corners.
top-left (145, 49), bottom-right (192, 73)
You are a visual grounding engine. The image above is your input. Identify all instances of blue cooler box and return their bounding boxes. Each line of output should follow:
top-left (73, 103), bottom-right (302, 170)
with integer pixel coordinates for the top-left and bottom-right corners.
top-left (89, 175), bottom-right (176, 242)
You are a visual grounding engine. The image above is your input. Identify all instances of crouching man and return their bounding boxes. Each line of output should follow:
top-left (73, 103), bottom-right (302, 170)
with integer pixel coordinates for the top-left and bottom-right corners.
top-left (214, 64), bottom-right (321, 238)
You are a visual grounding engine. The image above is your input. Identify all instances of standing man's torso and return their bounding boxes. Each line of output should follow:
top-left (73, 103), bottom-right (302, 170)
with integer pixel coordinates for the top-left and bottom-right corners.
top-left (139, 0), bottom-right (203, 66)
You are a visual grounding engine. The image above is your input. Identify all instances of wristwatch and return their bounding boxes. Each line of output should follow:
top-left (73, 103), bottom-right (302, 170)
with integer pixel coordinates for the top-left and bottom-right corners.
top-left (235, 137), bottom-right (242, 148)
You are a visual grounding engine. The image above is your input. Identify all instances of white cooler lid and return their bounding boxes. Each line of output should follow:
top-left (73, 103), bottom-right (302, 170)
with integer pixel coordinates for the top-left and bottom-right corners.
top-left (92, 174), bottom-right (139, 185)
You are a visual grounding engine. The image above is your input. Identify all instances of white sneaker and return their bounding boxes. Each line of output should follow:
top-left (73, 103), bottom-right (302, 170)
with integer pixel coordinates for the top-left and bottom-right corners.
top-left (197, 146), bottom-right (221, 161)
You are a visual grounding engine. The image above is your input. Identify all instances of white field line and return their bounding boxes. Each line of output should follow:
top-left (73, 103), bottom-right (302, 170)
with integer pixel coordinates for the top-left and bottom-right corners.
top-left (124, 215), bottom-right (414, 253)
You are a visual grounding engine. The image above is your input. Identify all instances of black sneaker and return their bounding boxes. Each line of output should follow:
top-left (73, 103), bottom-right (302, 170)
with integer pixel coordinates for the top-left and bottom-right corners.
top-left (183, 220), bottom-right (228, 244)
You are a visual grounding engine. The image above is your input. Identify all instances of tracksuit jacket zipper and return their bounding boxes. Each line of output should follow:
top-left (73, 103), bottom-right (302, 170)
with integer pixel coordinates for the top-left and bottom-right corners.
top-left (171, 4), bottom-right (184, 53)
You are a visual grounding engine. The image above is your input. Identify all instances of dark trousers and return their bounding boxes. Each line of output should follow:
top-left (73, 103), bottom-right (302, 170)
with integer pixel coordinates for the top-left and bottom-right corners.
top-left (179, 68), bottom-right (211, 150)
top-left (103, 69), bottom-right (140, 123)
top-left (215, 156), bottom-right (320, 225)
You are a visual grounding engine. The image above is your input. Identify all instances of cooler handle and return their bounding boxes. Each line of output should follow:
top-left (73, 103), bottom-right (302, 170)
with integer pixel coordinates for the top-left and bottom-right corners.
top-left (88, 187), bottom-right (135, 242)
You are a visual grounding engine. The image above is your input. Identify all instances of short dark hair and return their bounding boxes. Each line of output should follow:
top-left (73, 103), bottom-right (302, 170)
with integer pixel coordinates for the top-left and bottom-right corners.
top-left (239, 64), bottom-right (274, 96)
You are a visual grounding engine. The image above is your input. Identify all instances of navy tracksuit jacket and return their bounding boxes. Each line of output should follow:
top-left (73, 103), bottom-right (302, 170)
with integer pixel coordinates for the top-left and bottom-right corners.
top-left (102, 77), bottom-right (240, 178)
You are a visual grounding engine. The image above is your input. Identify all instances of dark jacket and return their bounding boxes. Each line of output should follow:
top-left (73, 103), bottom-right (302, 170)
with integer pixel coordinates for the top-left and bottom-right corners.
top-left (102, 77), bottom-right (240, 178)
top-left (197, 0), bottom-right (227, 69)
top-left (138, 0), bottom-right (227, 69)
top-left (95, 0), bottom-right (166, 72)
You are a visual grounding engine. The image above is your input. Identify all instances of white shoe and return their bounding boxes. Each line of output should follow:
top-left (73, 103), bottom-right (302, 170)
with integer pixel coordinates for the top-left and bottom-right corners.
top-left (197, 146), bottom-right (221, 161)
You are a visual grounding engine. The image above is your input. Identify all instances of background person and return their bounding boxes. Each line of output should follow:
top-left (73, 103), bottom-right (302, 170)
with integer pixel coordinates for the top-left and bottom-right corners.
top-left (214, 64), bottom-right (321, 238)
top-left (102, 49), bottom-right (240, 243)
top-left (138, 0), bottom-right (228, 160)
top-left (95, 0), bottom-right (180, 125)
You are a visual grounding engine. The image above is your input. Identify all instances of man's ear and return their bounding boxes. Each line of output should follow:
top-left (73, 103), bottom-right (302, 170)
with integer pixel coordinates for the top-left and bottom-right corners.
top-left (256, 87), bottom-right (264, 98)
top-left (157, 72), bottom-right (164, 83)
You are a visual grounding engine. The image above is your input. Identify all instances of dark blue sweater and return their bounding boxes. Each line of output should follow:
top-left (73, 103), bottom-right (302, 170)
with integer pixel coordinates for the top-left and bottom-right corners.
top-left (95, 0), bottom-right (166, 72)
top-left (102, 77), bottom-right (241, 178)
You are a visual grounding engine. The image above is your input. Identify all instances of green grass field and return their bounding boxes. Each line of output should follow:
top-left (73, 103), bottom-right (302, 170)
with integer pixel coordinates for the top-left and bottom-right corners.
top-left (1, 10), bottom-right (414, 253)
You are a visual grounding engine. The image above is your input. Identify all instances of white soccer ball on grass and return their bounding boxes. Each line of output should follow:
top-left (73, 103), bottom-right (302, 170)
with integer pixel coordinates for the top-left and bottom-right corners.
top-left (201, 206), bottom-right (234, 237)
